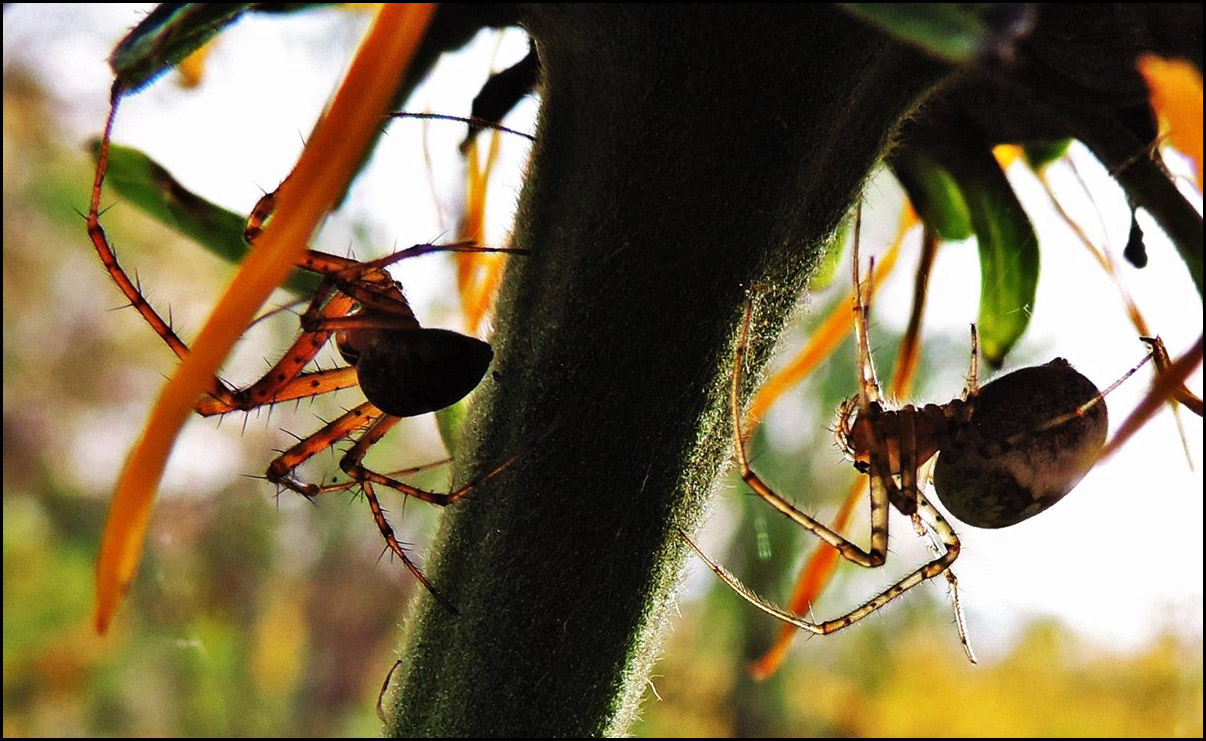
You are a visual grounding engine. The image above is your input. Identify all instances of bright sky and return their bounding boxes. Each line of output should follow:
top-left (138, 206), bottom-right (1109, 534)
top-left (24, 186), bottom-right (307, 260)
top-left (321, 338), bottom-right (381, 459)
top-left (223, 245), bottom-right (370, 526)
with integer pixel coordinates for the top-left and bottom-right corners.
top-left (5, 3), bottom-right (1201, 657)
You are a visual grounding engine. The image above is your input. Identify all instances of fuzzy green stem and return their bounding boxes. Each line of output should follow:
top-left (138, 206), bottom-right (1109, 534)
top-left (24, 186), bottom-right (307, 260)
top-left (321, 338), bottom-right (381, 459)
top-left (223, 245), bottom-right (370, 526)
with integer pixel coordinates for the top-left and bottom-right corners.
top-left (389, 7), bottom-right (944, 736)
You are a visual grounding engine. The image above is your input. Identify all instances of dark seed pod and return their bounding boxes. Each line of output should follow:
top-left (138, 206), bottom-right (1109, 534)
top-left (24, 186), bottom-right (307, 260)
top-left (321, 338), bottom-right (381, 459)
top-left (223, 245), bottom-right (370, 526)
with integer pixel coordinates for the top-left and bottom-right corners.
top-left (354, 328), bottom-right (493, 418)
top-left (1123, 210), bottom-right (1148, 269)
top-left (932, 359), bottom-right (1107, 529)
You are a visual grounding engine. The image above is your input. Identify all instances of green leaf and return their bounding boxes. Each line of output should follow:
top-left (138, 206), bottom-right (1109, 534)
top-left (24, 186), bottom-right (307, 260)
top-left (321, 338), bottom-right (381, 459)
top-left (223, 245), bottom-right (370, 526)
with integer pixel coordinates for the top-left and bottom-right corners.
top-left (891, 152), bottom-right (974, 241)
top-left (109, 4), bottom-right (254, 94)
top-left (91, 140), bottom-right (320, 296)
top-left (945, 148), bottom-right (1040, 367)
top-left (1023, 139), bottom-right (1073, 171)
top-left (109, 4), bottom-right (331, 94)
top-left (807, 218), bottom-right (849, 291)
top-left (434, 396), bottom-right (471, 459)
top-left (840, 4), bottom-right (1035, 64)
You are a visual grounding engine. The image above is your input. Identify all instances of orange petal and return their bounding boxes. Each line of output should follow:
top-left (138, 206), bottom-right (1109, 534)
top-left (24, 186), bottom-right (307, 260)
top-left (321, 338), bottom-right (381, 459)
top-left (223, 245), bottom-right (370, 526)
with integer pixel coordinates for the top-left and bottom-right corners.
top-left (745, 206), bottom-right (916, 426)
top-left (993, 144), bottom-right (1023, 170)
top-left (95, 3), bottom-right (437, 634)
top-left (1138, 54), bottom-right (1204, 189)
top-left (458, 131), bottom-right (504, 332)
top-left (176, 40), bottom-right (213, 88)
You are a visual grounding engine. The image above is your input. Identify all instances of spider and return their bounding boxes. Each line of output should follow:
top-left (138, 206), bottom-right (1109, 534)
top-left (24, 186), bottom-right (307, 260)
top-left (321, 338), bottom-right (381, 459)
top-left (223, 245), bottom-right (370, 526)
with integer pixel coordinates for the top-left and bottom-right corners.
top-left (684, 209), bottom-right (1157, 650)
top-left (86, 93), bottom-right (524, 612)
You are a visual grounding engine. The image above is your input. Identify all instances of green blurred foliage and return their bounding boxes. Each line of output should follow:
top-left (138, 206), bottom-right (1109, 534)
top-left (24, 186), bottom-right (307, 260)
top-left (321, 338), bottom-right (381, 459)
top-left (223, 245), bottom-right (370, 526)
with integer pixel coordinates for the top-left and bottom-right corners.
top-left (638, 602), bottom-right (1203, 737)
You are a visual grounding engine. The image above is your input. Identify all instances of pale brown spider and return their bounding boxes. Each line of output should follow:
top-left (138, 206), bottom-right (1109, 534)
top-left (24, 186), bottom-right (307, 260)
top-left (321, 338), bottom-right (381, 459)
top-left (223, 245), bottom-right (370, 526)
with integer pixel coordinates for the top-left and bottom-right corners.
top-left (684, 210), bottom-right (1156, 650)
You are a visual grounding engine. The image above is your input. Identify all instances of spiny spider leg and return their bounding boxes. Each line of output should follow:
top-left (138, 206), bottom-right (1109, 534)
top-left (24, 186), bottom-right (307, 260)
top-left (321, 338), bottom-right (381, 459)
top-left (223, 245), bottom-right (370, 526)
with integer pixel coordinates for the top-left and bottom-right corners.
top-left (88, 92), bottom-right (524, 422)
top-left (261, 396), bottom-right (524, 606)
top-left (87, 98), bottom-right (371, 417)
top-left (336, 416), bottom-right (530, 507)
top-left (360, 480), bottom-right (457, 614)
top-left (88, 85), bottom-right (538, 616)
top-left (197, 290), bottom-right (361, 416)
top-left (268, 402), bottom-right (387, 497)
top-left (265, 392), bottom-right (528, 506)
top-left (87, 90), bottom-right (222, 397)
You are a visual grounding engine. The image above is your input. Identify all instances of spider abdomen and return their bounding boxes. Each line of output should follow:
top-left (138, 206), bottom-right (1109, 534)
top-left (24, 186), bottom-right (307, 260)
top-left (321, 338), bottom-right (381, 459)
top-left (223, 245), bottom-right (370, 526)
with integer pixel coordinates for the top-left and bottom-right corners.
top-left (932, 358), bottom-right (1107, 529)
top-left (353, 328), bottom-right (494, 417)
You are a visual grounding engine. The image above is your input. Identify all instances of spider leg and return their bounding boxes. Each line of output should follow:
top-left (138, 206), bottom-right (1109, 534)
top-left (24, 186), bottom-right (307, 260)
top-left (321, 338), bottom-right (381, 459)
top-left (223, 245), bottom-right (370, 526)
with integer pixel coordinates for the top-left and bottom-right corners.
top-left (336, 413), bottom-right (529, 507)
top-left (360, 481), bottom-right (458, 614)
top-left (263, 402), bottom-right (458, 500)
top-left (963, 324), bottom-right (980, 400)
top-left (303, 314), bottom-right (426, 334)
top-left (196, 367), bottom-right (360, 416)
top-left (87, 95), bottom-right (501, 420)
top-left (263, 400), bottom-right (466, 611)
top-left (909, 511), bottom-right (977, 663)
top-left (87, 90), bottom-right (232, 402)
top-left (835, 411), bottom-right (962, 632)
top-left (267, 402), bottom-right (387, 497)
top-left (299, 242), bottom-right (526, 324)
top-left (1145, 336), bottom-right (1203, 417)
top-left (243, 182), bottom-right (281, 242)
top-left (851, 204), bottom-right (883, 406)
top-left (685, 431), bottom-right (962, 635)
top-left (1009, 341), bottom-right (1157, 446)
top-left (729, 300), bottom-right (888, 567)
top-left (691, 353), bottom-right (965, 635)
top-left (87, 106), bottom-right (371, 417)
top-left (325, 241), bottom-right (527, 316)
top-left (199, 289), bottom-right (362, 415)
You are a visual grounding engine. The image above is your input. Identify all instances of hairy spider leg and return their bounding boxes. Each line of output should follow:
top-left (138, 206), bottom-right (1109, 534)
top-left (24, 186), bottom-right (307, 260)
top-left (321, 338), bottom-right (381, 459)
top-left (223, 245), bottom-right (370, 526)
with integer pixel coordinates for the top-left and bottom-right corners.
top-left (685, 206), bottom-right (971, 639)
top-left (910, 507), bottom-right (976, 662)
top-left (851, 207), bottom-right (882, 407)
top-left (361, 480), bottom-right (457, 614)
top-left (88, 88), bottom-right (530, 610)
top-left (728, 301), bottom-right (888, 570)
top-left (87, 92), bottom-right (372, 415)
top-left (684, 300), bottom-right (965, 633)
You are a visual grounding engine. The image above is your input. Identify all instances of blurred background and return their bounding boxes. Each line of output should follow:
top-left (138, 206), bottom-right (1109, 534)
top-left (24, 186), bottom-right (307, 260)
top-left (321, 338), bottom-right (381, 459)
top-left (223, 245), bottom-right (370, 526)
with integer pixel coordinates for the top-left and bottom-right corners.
top-left (3, 4), bottom-right (1202, 736)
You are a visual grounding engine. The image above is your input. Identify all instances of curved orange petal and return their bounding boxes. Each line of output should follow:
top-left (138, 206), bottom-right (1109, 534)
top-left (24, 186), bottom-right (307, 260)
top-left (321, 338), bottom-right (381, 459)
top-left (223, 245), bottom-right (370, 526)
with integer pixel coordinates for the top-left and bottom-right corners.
top-left (458, 131), bottom-right (504, 333)
top-left (95, 3), bottom-right (437, 634)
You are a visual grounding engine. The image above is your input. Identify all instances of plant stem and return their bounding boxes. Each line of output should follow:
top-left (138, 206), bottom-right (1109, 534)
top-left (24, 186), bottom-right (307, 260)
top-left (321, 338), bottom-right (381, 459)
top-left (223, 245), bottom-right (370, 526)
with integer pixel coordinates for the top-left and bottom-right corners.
top-left (389, 6), bottom-right (944, 735)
